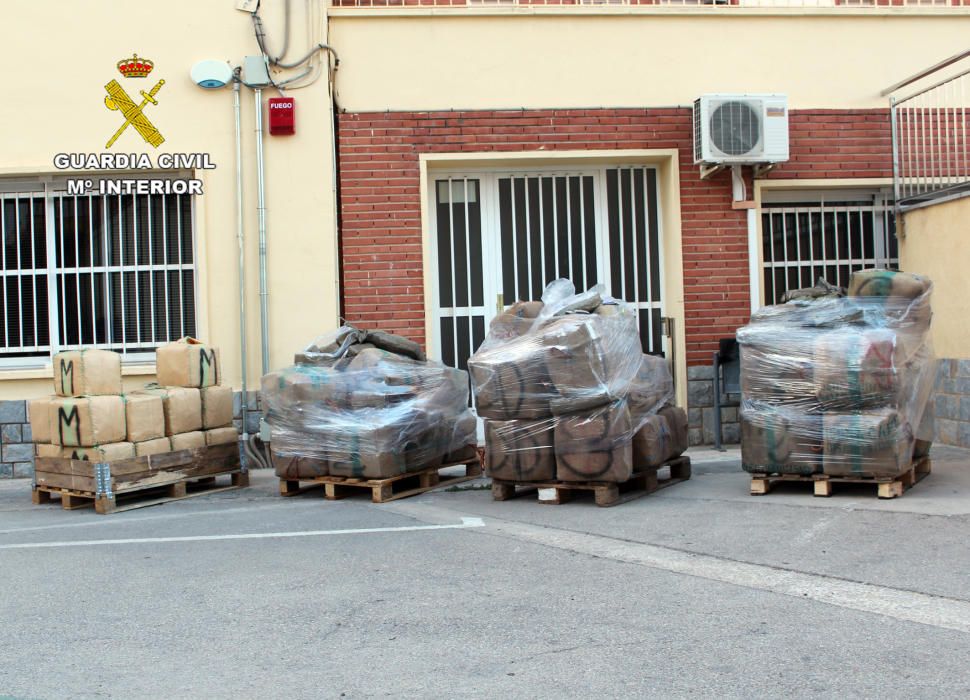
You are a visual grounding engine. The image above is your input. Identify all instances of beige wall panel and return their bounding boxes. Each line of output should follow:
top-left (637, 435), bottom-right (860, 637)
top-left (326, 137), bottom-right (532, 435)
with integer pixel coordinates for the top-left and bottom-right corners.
top-left (329, 15), bottom-right (970, 111)
top-left (0, 1), bottom-right (338, 398)
top-left (900, 198), bottom-right (970, 360)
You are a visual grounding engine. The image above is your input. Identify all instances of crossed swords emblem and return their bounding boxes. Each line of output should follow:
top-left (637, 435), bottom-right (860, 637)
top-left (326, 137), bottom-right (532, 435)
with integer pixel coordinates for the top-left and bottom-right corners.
top-left (103, 79), bottom-right (165, 148)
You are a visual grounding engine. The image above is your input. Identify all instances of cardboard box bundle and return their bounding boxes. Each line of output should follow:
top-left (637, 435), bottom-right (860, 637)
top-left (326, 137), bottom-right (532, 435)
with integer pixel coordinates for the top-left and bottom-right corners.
top-left (469, 281), bottom-right (687, 485)
top-left (262, 328), bottom-right (478, 480)
top-left (737, 270), bottom-right (935, 479)
top-left (30, 338), bottom-right (238, 462)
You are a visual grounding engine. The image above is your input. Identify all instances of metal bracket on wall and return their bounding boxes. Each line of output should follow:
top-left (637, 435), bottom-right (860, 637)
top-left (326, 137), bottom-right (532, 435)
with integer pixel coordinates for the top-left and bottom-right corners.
top-left (752, 163), bottom-right (777, 179)
top-left (699, 164), bottom-right (727, 181)
top-left (94, 462), bottom-right (113, 498)
top-left (661, 317), bottom-right (676, 395)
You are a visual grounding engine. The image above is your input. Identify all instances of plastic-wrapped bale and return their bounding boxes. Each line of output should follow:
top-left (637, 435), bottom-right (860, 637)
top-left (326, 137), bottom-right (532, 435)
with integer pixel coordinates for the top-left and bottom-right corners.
top-left (542, 309), bottom-right (643, 416)
top-left (822, 408), bottom-right (914, 477)
top-left (553, 399), bottom-right (634, 483)
top-left (484, 418), bottom-right (556, 482)
top-left (467, 280), bottom-right (642, 420)
top-left (739, 326), bottom-right (816, 408)
top-left (847, 269), bottom-right (930, 300)
top-left (485, 301), bottom-right (544, 343)
top-left (272, 449), bottom-right (330, 480)
top-left (442, 412), bottom-right (480, 464)
top-left (740, 403), bottom-right (823, 476)
top-left (262, 347), bottom-right (477, 480)
top-left (812, 328), bottom-right (899, 410)
top-left (628, 354), bottom-right (675, 417)
top-left (467, 335), bottom-right (557, 420)
top-left (631, 405), bottom-right (687, 469)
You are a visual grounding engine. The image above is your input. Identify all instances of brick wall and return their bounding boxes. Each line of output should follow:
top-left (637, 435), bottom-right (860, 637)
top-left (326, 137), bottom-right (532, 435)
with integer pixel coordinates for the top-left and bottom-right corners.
top-left (338, 107), bottom-right (891, 367)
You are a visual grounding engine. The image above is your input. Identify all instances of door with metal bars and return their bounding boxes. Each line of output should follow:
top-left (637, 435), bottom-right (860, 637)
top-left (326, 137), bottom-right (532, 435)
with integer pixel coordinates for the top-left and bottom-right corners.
top-left (431, 166), bottom-right (664, 377)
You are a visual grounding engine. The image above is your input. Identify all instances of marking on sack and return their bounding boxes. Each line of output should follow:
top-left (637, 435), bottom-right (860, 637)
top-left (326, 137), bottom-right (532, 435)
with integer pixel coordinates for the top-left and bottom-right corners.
top-left (0, 517), bottom-right (486, 550)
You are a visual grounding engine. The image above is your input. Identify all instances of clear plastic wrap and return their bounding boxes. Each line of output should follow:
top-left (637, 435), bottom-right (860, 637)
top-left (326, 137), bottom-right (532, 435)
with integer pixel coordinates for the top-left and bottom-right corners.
top-left (472, 280), bottom-right (684, 483)
top-left (468, 281), bottom-right (644, 419)
top-left (263, 339), bottom-right (476, 480)
top-left (738, 269), bottom-right (935, 478)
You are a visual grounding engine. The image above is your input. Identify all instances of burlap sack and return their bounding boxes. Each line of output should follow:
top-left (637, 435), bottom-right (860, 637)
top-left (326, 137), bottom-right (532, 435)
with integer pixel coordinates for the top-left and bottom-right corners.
top-left (484, 418), bottom-right (556, 482)
top-left (136, 387), bottom-right (203, 436)
top-left (61, 441), bottom-right (135, 462)
top-left (201, 386), bottom-right (233, 429)
top-left (822, 409), bottom-right (914, 477)
top-left (170, 431), bottom-right (206, 451)
top-left (486, 301), bottom-right (544, 343)
top-left (741, 407), bottom-right (822, 475)
top-left (35, 443), bottom-right (61, 458)
top-left (52, 349), bottom-right (122, 397)
top-left (813, 328), bottom-right (898, 409)
top-left (543, 317), bottom-right (614, 415)
top-left (28, 397), bottom-right (54, 444)
top-left (49, 396), bottom-right (127, 447)
top-left (124, 394), bottom-right (165, 442)
top-left (156, 338), bottom-right (220, 388)
top-left (135, 437), bottom-right (172, 457)
top-left (205, 427), bottom-right (238, 446)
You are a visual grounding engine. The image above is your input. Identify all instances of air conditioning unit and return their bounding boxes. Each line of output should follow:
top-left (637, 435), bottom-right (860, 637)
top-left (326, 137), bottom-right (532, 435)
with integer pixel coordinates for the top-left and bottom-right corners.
top-left (693, 94), bottom-right (789, 165)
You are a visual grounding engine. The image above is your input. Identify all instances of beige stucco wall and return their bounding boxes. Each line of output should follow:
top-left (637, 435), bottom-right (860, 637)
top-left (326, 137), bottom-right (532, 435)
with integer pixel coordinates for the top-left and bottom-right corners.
top-left (900, 197), bottom-right (970, 360)
top-left (0, 0), bottom-right (338, 399)
top-left (328, 11), bottom-right (970, 111)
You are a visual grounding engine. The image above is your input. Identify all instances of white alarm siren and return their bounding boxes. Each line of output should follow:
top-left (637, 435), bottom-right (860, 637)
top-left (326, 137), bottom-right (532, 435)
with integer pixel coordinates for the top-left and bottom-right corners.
top-left (191, 60), bottom-right (233, 89)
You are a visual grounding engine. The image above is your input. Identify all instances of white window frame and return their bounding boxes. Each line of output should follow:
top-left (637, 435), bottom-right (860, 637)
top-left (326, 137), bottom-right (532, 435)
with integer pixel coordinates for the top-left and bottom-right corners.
top-left (0, 176), bottom-right (198, 369)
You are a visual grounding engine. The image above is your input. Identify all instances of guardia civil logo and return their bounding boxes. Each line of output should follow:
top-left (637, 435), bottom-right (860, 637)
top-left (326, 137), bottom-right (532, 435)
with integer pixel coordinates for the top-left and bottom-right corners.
top-left (103, 53), bottom-right (165, 149)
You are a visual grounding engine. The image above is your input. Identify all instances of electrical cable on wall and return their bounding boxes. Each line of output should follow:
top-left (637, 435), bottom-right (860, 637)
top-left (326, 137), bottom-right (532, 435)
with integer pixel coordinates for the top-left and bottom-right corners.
top-left (250, 0), bottom-right (339, 95)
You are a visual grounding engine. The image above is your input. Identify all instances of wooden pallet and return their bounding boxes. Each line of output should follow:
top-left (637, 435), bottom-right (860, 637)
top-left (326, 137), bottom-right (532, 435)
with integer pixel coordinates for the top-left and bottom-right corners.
top-left (491, 456), bottom-right (692, 507)
top-left (278, 458), bottom-right (482, 503)
top-left (749, 457), bottom-right (931, 499)
top-left (31, 442), bottom-right (247, 514)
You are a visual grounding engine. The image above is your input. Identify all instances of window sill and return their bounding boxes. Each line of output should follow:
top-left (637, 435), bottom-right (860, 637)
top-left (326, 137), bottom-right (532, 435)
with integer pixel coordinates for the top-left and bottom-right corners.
top-left (0, 364), bottom-right (157, 381)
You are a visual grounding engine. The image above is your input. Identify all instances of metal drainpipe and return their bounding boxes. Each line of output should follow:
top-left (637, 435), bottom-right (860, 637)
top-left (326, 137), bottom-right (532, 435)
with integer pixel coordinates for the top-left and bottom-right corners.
top-left (254, 86), bottom-right (270, 375)
top-left (233, 79), bottom-right (249, 445)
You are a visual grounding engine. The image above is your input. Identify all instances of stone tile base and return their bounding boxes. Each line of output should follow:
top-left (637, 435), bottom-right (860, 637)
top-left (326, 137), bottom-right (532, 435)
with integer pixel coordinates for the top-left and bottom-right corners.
top-left (686, 365), bottom-right (740, 447)
top-left (934, 359), bottom-right (970, 448)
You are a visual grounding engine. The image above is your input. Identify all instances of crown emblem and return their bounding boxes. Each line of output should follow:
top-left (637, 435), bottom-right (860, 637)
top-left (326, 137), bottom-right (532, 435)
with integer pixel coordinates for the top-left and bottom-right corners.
top-left (117, 53), bottom-right (154, 79)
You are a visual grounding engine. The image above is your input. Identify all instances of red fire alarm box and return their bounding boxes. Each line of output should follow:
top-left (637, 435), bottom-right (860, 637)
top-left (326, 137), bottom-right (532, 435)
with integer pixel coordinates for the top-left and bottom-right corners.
top-left (268, 97), bottom-right (295, 135)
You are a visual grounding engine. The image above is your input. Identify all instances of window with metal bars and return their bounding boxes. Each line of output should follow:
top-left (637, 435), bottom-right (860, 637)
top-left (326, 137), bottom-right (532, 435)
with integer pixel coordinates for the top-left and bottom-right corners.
top-left (761, 190), bottom-right (897, 305)
top-left (0, 183), bottom-right (196, 366)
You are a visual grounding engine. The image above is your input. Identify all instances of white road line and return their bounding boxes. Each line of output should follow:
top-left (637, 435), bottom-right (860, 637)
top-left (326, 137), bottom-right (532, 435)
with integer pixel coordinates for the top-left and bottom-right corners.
top-left (0, 500), bottom-right (332, 536)
top-left (0, 517), bottom-right (485, 550)
top-left (388, 502), bottom-right (970, 634)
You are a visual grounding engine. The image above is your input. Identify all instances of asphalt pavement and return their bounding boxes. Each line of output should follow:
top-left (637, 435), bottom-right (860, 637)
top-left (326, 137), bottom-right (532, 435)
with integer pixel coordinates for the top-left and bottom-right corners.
top-left (0, 446), bottom-right (968, 699)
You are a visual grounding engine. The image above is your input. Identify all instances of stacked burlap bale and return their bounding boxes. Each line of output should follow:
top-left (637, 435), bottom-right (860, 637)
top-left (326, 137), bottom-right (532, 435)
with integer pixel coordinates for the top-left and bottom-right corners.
top-left (469, 279), bottom-right (686, 484)
top-left (262, 327), bottom-right (477, 481)
top-left (30, 338), bottom-right (237, 462)
top-left (737, 269), bottom-right (935, 478)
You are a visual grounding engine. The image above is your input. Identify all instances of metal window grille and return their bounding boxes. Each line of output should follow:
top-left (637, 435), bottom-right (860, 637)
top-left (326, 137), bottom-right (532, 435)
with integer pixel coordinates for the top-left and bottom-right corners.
top-left (761, 192), bottom-right (898, 305)
top-left (0, 183), bottom-right (196, 364)
top-left (432, 165), bottom-right (665, 373)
